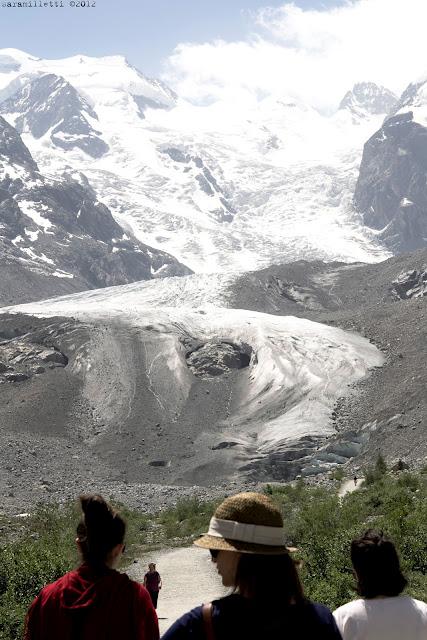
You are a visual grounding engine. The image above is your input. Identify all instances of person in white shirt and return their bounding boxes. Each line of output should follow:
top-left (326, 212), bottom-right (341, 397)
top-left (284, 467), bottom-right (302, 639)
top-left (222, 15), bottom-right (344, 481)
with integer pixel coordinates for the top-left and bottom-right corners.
top-left (334, 529), bottom-right (427, 640)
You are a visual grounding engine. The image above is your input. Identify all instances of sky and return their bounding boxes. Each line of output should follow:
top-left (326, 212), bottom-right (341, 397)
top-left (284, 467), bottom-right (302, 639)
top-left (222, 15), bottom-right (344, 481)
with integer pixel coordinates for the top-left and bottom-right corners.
top-left (1, 0), bottom-right (427, 112)
top-left (0, 0), bottom-right (347, 76)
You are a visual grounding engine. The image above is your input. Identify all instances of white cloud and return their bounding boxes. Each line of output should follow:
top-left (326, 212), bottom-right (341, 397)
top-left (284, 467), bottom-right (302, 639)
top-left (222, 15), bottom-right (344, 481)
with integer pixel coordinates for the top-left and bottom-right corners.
top-left (162, 0), bottom-right (427, 113)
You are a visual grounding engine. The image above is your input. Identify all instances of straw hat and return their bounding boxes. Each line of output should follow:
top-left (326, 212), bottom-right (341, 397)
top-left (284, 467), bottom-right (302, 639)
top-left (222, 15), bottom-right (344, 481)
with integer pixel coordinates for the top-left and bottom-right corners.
top-left (194, 492), bottom-right (294, 555)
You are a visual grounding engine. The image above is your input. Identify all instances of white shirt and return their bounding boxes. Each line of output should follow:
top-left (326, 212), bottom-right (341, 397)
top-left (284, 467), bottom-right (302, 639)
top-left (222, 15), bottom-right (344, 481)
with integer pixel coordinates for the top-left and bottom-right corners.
top-left (333, 596), bottom-right (427, 640)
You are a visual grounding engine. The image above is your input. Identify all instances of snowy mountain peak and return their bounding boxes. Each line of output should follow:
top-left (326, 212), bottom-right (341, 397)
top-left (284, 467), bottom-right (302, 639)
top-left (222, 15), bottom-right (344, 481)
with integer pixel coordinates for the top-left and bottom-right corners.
top-left (0, 73), bottom-right (109, 158)
top-left (389, 79), bottom-right (427, 126)
top-left (0, 116), bottom-right (191, 300)
top-left (0, 48), bottom-right (177, 114)
top-left (0, 49), bottom-right (39, 73)
top-left (339, 82), bottom-right (398, 118)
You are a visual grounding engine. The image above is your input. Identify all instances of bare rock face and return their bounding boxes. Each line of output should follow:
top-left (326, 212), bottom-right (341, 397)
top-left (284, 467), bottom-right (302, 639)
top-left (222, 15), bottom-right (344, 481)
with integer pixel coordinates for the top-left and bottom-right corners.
top-left (0, 338), bottom-right (68, 384)
top-left (392, 267), bottom-right (427, 299)
top-left (0, 114), bottom-right (38, 173)
top-left (39, 349), bottom-right (68, 366)
top-left (354, 112), bottom-right (427, 252)
top-left (186, 341), bottom-right (252, 378)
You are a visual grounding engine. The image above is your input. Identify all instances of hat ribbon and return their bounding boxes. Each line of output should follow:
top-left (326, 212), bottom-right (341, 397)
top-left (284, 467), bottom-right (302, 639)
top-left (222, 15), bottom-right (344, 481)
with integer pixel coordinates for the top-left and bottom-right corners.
top-left (207, 517), bottom-right (285, 546)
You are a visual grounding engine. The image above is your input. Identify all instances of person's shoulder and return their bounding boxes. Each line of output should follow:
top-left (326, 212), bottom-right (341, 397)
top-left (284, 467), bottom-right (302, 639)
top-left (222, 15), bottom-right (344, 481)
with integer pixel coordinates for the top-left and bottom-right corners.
top-left (162, 605), bottom-right (204, 639)
top-left (29, 570), bottom-right (79, 608)
top-left (129, 578), bottom-right (151, 599)
top-left (333, 599), bottom-right (365, 617)
top-left (403, 596), bottom-right (427, 616)
top-left (173, 605), bottom-right (203, 624)
top-left (307, 601), bottom-right (338, 623)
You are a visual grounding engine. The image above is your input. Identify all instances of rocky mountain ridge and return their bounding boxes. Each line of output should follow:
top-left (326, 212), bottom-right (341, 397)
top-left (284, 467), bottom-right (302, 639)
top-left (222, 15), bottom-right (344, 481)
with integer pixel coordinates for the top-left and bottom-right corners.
top-left (339, 82), bottom-right (398, 120)
top-left (354, 112), bottom-right (427, 252)
top-left (0, 73), bottom-right (109, 158)
top-left (0, 115), bottom-right (191, 305)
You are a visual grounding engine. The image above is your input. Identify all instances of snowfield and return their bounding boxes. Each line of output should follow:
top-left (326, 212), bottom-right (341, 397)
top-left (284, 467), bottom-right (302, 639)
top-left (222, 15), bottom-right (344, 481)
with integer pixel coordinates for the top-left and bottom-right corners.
top-left (0, 49), bottom-right (392, 274)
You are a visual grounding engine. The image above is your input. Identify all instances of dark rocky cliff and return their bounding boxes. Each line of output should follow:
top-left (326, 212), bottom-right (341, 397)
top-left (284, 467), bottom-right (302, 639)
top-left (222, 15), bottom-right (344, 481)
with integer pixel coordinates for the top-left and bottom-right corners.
top-left (354, 112), bottom-right (427, 252)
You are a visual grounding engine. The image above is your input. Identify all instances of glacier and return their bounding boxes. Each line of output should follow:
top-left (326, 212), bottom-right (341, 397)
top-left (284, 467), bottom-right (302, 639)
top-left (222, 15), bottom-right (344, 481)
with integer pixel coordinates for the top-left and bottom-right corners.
top-left (0, 49), bottom-right (395, 482)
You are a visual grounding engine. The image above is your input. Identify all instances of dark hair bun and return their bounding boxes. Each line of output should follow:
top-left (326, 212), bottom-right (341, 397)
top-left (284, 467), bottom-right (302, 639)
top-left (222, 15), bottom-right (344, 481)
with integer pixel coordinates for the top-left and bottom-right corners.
top-left (80, 494), bottom-right (114, 527)
top-left (77, 494), bottom-right (126, 566)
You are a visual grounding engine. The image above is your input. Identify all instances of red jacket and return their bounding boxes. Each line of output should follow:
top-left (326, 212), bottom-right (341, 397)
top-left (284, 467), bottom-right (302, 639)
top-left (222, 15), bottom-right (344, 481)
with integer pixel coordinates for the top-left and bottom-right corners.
top-left (24, 564), bottom-right (159, 640)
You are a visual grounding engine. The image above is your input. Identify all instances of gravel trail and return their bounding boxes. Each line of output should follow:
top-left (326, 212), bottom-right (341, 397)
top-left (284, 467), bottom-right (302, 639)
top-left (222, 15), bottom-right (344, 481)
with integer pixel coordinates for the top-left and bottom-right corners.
top-left (129, 546), bottom-right (228, 635)
top-left (338, 478), bottom-right (363, 497)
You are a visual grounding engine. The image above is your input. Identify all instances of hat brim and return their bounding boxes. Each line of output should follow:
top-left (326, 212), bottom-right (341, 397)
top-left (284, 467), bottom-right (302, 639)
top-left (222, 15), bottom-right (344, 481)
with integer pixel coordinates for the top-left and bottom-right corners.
top-left (194, 533), bottom-right (296, 555)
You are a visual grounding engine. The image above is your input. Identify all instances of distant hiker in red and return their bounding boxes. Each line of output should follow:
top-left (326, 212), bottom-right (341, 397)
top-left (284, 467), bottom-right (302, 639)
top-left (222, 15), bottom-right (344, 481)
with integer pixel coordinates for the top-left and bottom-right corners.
top-left (24, 494), bottom-right (159, 640)
top-left (144, 563), bottom-right (162, 609)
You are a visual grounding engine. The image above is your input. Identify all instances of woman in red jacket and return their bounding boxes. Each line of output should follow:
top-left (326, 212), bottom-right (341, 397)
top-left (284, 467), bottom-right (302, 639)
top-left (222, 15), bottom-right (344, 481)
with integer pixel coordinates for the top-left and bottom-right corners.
top-left (24, 494), bottom-right (159, 640)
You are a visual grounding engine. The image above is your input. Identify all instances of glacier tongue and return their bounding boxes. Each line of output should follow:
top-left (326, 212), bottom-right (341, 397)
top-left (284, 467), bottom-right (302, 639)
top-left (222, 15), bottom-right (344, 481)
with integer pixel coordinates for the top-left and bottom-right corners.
top-left (3, 273), bottom-right (383, 479)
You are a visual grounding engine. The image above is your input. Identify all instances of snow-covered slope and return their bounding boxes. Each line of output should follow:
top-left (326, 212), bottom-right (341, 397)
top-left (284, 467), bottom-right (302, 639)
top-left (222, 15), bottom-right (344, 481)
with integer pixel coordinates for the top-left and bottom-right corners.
top-left (0, 49), bottom-right (392, 273)
top-left (0, 114), bottom-right (191, 305)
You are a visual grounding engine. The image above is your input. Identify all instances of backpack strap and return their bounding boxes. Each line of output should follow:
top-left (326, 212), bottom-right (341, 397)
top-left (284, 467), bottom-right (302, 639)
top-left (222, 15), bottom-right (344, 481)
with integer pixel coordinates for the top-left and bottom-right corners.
top-left (202, 602), bottom-right (215, 640)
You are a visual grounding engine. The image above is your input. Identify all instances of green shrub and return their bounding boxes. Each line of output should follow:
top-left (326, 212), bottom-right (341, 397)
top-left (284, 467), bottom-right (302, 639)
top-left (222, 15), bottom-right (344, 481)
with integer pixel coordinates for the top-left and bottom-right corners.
top-left (156, 497), bottom-right (218, 541)
top-left (268, 471), bottom-right (427, 608)
top-left (375, 453), bottom-right (387, 476)
top-left (0, 503), bottom-right (78, 639)
top-left (329, 468), bottom-right (345, 481)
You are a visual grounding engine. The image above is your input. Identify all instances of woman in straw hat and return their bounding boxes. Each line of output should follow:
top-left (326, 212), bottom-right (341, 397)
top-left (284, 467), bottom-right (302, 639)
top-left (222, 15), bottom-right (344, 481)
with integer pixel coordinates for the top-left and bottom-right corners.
top-left (162, 492), bottom-right (342, 639)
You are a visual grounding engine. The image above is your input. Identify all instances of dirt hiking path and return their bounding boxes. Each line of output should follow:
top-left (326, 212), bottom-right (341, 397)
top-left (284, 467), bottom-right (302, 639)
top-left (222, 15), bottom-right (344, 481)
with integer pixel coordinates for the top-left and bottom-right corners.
top-left (129, 546), bottom-right (228, 635)
top-left (338, 478), bottom-right (363, 497)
